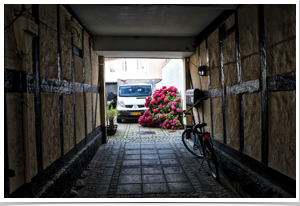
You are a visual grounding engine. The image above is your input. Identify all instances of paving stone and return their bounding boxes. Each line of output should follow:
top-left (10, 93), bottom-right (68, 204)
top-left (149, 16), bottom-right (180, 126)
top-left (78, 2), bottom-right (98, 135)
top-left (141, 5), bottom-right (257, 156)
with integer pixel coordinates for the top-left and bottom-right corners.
top-left (125, 150), bottom-right (140, 155)
top-left (119, 175), bottom-right (142, 184)
top-left (116, 184), bottom-right (142, 195)
top-left (142, 175), bottom-right (166, 183)
top-left (122, 160), bottom-right (141, 166)
top-left (120, 167), bottom-right (142, 175)
top-left (163, 167), bottom-right (184, 174)
top-left (142, 167), bottom-right (163, 175)
top-left (123, 155), bottom-right (141, 160)
top-left (100, 176), bottom-right (112, 185)
top-left (143, 183), bottom-right (169, 194)
top-left (160, 159), bottom-right (180, 165)
top-left (141, 149), bottom-right (158, 154)
top-left (76, 124), bottom-right (238, 198)
top-left (141, 154), bottom-right (159, 159)
top-left (142, 159), bottom-right (160, 165)
top-left (158, 150), bottom-right (175, 154)
top-left (165, 173), bottom-right (190, 183)
top-left (168, 182), bottom-right (196, 193)
top-left (159, 154), bottom-right (177, 159)
top-left (96, 185), bottom-right (109, 196)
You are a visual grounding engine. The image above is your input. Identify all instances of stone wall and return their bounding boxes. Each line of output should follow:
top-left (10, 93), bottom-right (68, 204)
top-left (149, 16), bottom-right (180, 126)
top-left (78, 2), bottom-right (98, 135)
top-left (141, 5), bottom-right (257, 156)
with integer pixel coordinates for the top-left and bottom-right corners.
top-left (4, 4), bottom-right (103, 196)
top-left (185, 4), bottom-right (296, 197)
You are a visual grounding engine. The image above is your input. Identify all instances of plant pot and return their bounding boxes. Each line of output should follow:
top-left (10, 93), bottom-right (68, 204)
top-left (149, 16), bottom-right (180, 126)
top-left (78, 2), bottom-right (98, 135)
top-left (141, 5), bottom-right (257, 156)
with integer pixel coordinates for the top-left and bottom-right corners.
top-left (107, 125), bottom-right (118, 136)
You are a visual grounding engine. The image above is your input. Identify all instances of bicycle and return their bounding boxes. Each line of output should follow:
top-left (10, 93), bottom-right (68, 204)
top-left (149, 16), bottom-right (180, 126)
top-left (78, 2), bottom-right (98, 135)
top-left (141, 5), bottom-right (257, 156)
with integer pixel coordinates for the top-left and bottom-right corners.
top-left (182, 98), bottom-right (219, 180)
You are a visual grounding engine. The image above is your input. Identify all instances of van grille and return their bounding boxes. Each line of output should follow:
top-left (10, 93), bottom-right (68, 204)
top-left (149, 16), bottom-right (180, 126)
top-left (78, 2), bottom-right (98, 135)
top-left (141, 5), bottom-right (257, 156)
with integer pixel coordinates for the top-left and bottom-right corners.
top-left (125, 105), bottom-right (144, 108)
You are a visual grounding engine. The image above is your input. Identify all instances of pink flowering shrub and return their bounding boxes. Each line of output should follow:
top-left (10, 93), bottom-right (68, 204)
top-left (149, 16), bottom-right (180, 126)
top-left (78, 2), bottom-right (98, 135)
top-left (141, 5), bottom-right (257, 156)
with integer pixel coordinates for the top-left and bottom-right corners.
top-left (138, 86), bottom-right (183, 130)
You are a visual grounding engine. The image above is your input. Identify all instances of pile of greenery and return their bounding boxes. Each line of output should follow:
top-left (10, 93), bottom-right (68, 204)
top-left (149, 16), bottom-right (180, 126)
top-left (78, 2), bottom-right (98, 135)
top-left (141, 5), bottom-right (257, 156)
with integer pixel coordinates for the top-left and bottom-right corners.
top-left (138, 86), bottom-right (183, 130)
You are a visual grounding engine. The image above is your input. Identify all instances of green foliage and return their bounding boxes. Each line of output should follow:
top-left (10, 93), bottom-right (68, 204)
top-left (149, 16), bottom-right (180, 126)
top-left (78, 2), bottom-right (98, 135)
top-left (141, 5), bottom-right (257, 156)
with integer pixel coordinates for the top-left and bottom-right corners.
top-left (106, 100), bottom-right (120, 121)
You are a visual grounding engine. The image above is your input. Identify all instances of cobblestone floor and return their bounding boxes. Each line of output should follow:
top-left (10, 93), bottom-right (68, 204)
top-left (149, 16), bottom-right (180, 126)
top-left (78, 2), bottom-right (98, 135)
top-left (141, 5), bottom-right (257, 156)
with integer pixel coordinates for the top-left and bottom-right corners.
top-left (72, 122), bottom-right (238, 198)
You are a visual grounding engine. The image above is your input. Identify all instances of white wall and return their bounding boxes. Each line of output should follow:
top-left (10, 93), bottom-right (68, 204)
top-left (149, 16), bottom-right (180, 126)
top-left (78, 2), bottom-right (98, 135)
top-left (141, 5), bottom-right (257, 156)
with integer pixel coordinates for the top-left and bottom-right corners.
top-left (156, 59), bottom-right (184, 96)
top-left (105, 59), bottom-right (149, 82)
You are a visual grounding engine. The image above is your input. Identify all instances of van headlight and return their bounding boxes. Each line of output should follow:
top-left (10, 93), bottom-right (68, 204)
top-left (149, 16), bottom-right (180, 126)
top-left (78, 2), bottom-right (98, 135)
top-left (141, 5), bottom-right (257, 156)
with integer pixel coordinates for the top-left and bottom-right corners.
top-left (118, 100), bottom-right (125, 107)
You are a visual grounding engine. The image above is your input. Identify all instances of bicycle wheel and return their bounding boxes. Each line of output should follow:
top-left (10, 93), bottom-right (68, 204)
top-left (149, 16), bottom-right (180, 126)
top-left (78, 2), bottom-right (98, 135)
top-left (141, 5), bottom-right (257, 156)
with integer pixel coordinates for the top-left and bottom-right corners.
top-left (203, 139), bottom-right (219, 180)
top-left (182, 129), bottom-right (204, 157)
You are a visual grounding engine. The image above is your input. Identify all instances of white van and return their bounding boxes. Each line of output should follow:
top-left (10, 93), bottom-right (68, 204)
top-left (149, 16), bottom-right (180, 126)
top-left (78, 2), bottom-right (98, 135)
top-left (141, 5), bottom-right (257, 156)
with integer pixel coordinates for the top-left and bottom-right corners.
top-left (117, 83), bottom-right (152, 123)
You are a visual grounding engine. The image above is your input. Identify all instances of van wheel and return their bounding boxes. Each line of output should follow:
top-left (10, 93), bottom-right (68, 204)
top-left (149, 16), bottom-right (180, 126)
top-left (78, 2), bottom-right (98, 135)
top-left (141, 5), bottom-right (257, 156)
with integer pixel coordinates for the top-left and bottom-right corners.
top-left (117, 118), bottom-right (122, 123)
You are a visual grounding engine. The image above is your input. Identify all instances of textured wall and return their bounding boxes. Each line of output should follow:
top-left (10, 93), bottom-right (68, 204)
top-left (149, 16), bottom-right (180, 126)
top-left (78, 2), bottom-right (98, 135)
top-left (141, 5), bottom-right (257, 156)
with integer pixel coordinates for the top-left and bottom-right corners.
top-left (203, 99), bottom-right (212, 134)
top-left (239, 5), bottom-right (260, 82)
top-left (225, 94), bottom-right (240, 150)
top-left (41, 93), bottom-right (60, 169)
top-left (86, 92), bottom-right (93, 134)
top-left (200, 41), bottom-right (209, 90)
top-left (84, 32), bottom-right (90, 84)
top-left (75, 93), bottom-right (85, 144)
top-left (268, 91), bottom-right (296, 179)
top-left (72, 20), bottom-right (82, 50)
top-left (91, 40), bottom-right (99, 86)
top-left (207, 29), bottom-right (221, 89)
top-left (264, 5), bottom-right (296, 180)
top-left (93, 93), bottom-right (101, 127)
top-left (63, 94), bottom-right (75, 154)
top-left (264, 5), bottom-right (296, 77)
top-left (6, 93), bottom-right (25, 193)
top-left (224, 13), bottom-right (235, 31)
top-left (39, 5), bottom-right (58, 79)
top-left (74, 55), bottom-right (83, 83)
top-left (223, 33), bottom-right (237, 87)
top-left (211, 97), bottom-right (223, 142)
top-left (243, 92), bottom-right (261, 161)
top-left (28, 93), bottom-right (37, 178)
top-left (59, 6), bottom-right (72, 81)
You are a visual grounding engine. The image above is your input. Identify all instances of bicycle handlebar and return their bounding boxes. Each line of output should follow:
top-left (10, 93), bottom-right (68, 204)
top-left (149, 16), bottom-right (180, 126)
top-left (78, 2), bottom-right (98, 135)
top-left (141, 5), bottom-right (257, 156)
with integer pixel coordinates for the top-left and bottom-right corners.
top-left (183, 98), bottom-right (207, 117)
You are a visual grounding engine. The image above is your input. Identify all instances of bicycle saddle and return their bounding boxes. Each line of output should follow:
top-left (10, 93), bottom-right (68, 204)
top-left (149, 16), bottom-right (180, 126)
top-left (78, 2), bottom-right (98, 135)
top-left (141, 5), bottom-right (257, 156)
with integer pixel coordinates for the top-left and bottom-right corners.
top-left (195, 123), bottom-right (207, 128)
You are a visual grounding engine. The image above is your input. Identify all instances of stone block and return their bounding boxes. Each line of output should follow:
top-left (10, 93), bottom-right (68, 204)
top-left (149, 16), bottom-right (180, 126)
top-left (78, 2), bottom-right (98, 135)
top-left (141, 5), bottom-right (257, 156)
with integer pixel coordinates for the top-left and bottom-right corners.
top-left (41, 93), bottom-right (60, 169)
top-left (225, 94), bottom-right (240, 150)
top-left (264, 5), bottom-right (296, 76)
top-left (268, 91), bottom-right (296, 179)
top-left (62, 94), bottom-right (74, 153)
top-left (243, 92), bottom-right (261, 161)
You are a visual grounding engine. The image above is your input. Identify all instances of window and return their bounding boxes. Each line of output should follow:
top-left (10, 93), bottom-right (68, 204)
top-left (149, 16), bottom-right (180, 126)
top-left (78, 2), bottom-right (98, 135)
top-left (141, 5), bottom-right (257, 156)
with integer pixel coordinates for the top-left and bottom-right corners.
top-left (122, 61), bottom-right (127, 72)
top-left (109, 64), bottom-right (115, 72)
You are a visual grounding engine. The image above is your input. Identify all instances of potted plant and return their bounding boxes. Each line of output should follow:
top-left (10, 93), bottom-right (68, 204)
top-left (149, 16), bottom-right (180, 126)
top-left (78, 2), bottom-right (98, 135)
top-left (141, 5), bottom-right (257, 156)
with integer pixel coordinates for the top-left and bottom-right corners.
top-left (106, 100), bottom-right (120, 136)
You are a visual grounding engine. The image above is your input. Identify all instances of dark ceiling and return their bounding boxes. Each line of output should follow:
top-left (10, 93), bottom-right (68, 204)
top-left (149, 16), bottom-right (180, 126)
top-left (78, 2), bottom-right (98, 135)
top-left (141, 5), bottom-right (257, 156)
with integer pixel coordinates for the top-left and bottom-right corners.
top-left (68, 4), bottom-right (238, 58)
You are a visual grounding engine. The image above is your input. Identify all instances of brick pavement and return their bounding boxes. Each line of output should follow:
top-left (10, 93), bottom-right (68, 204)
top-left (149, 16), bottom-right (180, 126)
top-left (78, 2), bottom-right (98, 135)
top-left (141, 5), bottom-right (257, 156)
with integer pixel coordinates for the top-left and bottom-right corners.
top-left (71, 123), bottom-right (238, 198)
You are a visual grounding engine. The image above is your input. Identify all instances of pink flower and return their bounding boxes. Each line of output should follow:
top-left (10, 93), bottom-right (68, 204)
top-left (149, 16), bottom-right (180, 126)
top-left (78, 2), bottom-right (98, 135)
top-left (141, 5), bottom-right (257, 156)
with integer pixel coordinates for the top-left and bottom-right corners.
top-left (171, 105), bottom-right (175, 110)
top-left (170, 111), bottom-right (174, 115)
top-left (164, 98), bottom-right (169, 102)
top-left (177, 97), bottom-right (181, 101)
top-left (164, 114), bottom-right (168, 117)
top-left (158, 105), bottom-right (163, 109)
top-left (171, 92), bottom-right (176, 96)
top-left (162, 86), bottom-right (167, 89)
top-left (167, 124), bottom-right (170, 127)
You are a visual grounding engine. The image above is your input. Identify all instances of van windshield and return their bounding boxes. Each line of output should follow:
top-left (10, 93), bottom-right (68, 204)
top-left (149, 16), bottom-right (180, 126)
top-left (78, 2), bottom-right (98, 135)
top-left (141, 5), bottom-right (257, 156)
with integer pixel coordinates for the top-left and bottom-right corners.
top-left (119, 85), bottom-right (152, 97)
